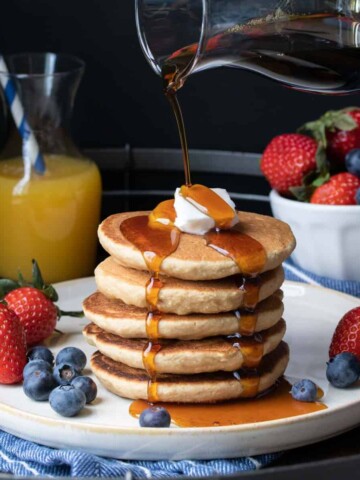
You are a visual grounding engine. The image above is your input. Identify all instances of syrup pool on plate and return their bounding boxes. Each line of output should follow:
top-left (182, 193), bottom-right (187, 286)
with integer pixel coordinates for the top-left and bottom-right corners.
top-left (130, 378), bottom-right (327, 427)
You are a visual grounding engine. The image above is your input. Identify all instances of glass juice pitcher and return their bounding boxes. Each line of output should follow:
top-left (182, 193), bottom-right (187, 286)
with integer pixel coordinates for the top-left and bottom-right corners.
top-left (0, 53), bottom-right (102, 284)
top-left (136, 0), bottom-right (360, 94)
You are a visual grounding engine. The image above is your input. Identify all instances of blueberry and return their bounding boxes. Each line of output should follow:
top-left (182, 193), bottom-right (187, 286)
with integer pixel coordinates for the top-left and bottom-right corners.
top-left (23, 370), bottom-right (56, 401)
top-left (139, 406), bottom-right (171, 428)
top-left (23, 359), bottom-right (52, 379)
top-left (49, 385), bottom-right (86, 417)
top-left (71, 376), bottom-right (97, 404)
top-left (27, 346), bottom-right (54, 365)
top-left (53, 363), bottom-right (79, 385)
top-left (326, 352), bottom-right (360, 388)
top-left (356, 187), bottom-right (360, 205)
top-left (56, 347), bottom-right (87, 372)
top-left (345, 149), bottom-right (360, 177)
top-left (290, 379), bottom-right (318, 402)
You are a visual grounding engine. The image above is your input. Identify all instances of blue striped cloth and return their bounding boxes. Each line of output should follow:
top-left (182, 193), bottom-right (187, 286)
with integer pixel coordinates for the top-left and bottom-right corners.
top-left (284, 258), bottom-right (360, 298)
top-left (0, 260), bottom-right (358, 477)
top-left (0, 430), bottom-right (279, 477)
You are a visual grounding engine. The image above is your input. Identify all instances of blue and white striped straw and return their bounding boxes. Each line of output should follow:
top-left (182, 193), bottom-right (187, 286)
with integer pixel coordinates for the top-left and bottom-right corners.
top-left (0, 56), bottom-right (46, 194)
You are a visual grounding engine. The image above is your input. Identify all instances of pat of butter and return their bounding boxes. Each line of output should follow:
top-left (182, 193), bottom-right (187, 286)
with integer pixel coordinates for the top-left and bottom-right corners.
top-left (174, 187), bottom-right (239, 235)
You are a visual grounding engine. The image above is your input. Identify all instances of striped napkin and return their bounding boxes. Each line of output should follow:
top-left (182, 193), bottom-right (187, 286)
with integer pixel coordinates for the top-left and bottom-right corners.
top-left (284, 258), bottom-right (360, 298)
top-left (0, 430), bottom-right (279, 477)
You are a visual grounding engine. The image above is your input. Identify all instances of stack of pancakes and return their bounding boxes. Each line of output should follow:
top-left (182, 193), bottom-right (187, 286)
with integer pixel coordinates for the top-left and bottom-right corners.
top-left (83, 210), bottom-right (296, 403)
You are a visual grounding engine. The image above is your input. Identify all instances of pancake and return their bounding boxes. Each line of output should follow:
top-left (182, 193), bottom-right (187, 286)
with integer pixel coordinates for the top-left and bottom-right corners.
top-left (98, 211), bottom-right (295, 281)
top-left (83, 290), bottom-right (284, 339)
top-left (95, 257), bottom-right (285, 315)
top-left (90, 342), bottom-right (289, 403)
top-left (83, 319), bottom-right (286, 374)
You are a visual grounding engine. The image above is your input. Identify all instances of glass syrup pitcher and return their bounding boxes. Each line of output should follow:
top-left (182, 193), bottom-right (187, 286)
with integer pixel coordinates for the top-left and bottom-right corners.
top-left (136, 0), bottom-right (360, 94)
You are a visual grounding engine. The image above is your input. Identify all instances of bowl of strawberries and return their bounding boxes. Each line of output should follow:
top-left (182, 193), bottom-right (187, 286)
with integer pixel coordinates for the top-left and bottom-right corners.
top-left (261, 107), bottom-right (360, 281)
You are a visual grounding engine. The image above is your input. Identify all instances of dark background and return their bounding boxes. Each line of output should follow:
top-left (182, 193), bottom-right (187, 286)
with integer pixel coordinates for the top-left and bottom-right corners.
top-left (1, 0), bottom-right (359, 155)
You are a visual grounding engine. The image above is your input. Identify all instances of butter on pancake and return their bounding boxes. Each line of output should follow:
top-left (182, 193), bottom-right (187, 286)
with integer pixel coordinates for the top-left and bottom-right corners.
top-left (98, 211), bottom-right (296, 281)
top-left (95, 257), bottom-right (285, 315)
top-left (83, 290), bottom-right (284, 340)
top-left (90, 342), bottom-right (289, 403)
top-left (83, 319), bottom-right (286, 374)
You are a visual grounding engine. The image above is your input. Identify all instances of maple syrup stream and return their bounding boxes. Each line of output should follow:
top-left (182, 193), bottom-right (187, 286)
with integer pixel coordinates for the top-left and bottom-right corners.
top-left (121, 67), bottom-right (325, 424)
top-left (119, 68), bottom-right (269, 404)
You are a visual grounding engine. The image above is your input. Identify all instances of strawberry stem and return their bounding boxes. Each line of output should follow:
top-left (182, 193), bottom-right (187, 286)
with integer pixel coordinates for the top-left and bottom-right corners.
top-left (59, 310), bottom-right (84, 318)
top-left (55, 305), bottom-right (84, 319)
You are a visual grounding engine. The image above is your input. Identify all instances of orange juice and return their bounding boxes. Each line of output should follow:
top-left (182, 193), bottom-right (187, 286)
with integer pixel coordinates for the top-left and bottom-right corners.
top-left (0, 155), bottom-right (102, 283)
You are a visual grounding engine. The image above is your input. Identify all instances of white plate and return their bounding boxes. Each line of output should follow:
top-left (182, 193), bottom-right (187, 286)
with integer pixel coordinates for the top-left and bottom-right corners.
top-left (0, 278), bottom-right (359, 460)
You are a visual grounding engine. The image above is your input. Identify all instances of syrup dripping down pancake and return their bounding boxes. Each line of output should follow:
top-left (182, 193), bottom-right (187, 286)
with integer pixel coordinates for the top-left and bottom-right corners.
top-left (98, 211), bottom-right (296, 281)
top-left (95, 257), bottom-right (285, 315)
top-left (83, 319), bottom-right (286, 374)
top-left (90, 342), bottom-right (289, 403)
top-left (83, 290), bottom-right (284, 340)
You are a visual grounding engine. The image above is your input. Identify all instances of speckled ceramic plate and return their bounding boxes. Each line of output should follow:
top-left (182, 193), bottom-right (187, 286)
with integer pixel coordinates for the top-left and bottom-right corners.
top-left (0, 278), bottom-right (359, 460)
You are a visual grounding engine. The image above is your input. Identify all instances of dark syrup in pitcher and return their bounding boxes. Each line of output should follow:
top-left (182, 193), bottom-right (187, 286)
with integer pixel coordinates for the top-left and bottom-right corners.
top-left (163, 13), bottom-right (360, 94)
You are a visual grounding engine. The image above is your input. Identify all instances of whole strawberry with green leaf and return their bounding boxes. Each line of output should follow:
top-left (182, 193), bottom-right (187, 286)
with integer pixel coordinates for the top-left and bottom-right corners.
top-left (0, 260), bottom-right (83, 346)
top-left (299, 107), bottom-right (360, 170)
top-left (311, 172), bottom-right (360, 205)
top-left (260, 133), bottom-right (329, 201)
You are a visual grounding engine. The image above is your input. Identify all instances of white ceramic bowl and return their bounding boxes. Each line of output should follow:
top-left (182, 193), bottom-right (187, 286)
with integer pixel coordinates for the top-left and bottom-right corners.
top-left (269, 189), bottom-right (360, 281)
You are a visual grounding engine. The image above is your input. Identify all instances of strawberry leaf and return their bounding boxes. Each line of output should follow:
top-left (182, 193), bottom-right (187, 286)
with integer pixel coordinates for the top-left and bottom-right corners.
top-left (289, 185), bottom-right (315, 202)
top-left (17, 271), bottom-right (29, 287)
top-left (0, 279), bottom-right (20, 299)
top-left (341, 106), bottom-right (360, 114)
top-left (32, 259), bottom-right (45, 290)
top-left (43, 285), bottom-right (59, 303)
top-left (332, 114), bottom-right (357, 131)
top-left (289, 165), bottom-right (330, 202)
top-left (299, 107), bottom-right (360, 148)
top-left (298, 120), bottom-right (327, 147)
top-left (312, 172), bottom-right (330, 187)
top-left (31, 259), bottom-right (59, 302)
top-left (315, 145), bottom-right (330, 178)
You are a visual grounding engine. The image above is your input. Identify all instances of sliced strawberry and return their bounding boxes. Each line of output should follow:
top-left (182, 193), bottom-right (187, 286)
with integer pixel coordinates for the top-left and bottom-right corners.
top-left (0, 304), bottom-right (27, 384)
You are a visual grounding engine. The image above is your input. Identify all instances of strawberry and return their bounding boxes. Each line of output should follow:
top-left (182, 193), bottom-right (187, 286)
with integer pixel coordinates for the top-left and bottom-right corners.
top-left (5, 287), bottom-right (58, 346)
top-left (327, 110), bottom-right (360, 168)
top-left (310, 172), bottom-right (360, 205)
top-left (329, 306), bottom-right (360, 360)
top-left (260, 133), bottom-right (318, 196)
top-left (299, 108), bottom-right (360, 171)
top-left (0, 303), bottom-right (27, 384)
top-left (0, 260), bottom-right (83, 346)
